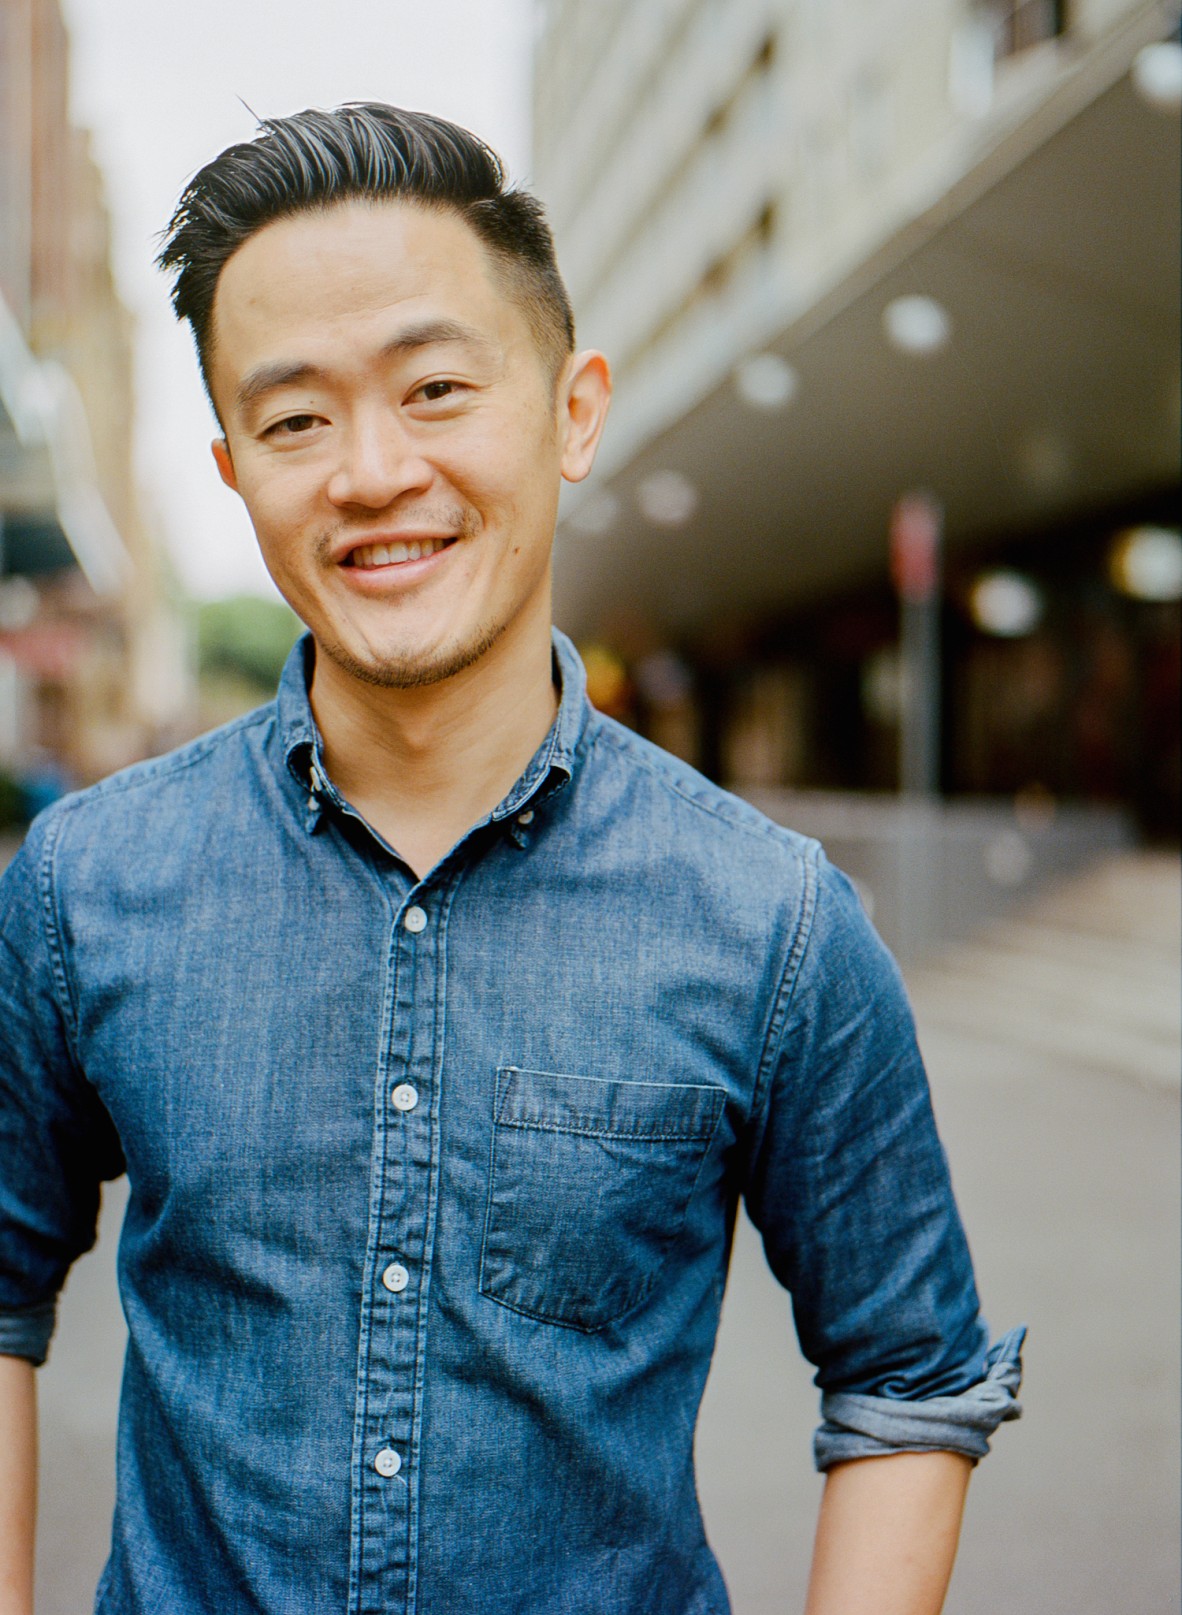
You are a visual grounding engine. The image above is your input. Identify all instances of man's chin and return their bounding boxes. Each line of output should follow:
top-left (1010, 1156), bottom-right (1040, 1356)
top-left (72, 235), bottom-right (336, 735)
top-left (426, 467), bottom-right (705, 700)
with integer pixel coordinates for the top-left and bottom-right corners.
top-left (318, 623), bottom-right (506, 692)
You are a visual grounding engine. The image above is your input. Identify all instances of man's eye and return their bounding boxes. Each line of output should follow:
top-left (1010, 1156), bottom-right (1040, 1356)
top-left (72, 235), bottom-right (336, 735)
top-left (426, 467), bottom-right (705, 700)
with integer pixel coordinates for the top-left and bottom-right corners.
top-left (269, 414), bottom-right (319, 436)
top-left (415, 380), bottom-right (457, 402)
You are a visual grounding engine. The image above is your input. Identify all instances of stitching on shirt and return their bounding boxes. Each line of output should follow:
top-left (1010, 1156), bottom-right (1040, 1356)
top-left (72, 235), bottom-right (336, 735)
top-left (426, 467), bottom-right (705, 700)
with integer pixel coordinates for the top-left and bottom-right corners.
top-left (744, 839), bottom-right (821, 1171)
top-left (36, 810), bottom-right (83, 1066)
top-left (496, 1117), bottom-right (721, 1142)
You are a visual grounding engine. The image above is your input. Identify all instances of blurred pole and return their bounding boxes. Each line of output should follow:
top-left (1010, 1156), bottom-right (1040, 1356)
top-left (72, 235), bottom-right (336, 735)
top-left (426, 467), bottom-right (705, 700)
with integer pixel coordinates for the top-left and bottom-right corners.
top-left (890, 491), bottom-right (943, 797)
top-left (890, 491), bottom-right (943, 960)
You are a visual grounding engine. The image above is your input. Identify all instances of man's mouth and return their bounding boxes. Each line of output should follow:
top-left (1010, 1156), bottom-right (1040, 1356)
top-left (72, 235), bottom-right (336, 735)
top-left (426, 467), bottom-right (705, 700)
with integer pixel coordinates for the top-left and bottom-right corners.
top-left (346, 536), bottom-right (455, 568)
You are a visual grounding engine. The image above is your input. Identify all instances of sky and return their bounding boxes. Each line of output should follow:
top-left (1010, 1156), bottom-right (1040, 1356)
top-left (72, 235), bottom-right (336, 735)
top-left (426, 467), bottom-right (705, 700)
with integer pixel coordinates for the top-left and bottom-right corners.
top-left (61, 0), bottom-right (536, 600)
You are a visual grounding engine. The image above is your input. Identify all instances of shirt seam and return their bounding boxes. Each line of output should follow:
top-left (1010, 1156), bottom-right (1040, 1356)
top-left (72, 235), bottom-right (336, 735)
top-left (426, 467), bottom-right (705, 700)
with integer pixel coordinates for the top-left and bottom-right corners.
top-left (744, 839), bottom-right (822, 1167)
top-left (36, 809), bottom-right (83, 1069)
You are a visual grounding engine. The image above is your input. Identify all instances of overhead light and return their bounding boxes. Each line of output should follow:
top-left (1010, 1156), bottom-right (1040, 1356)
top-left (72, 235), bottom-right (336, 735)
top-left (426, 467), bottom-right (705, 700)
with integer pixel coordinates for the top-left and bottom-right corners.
top-left (969, 570), bottom-right (1044, 637)
top-left (568, 490), bottom-right (621, 536)
top-left (733, 352), bottom-right (799, 410)
top-left (882, 295), bottom-right (952, 355)
top-left (1109, 526), bottom-right (1182, 601)
top-left (636, 470), bottom-right (698, 527)
top-left (1131, 41), bottom-right (1182, 114)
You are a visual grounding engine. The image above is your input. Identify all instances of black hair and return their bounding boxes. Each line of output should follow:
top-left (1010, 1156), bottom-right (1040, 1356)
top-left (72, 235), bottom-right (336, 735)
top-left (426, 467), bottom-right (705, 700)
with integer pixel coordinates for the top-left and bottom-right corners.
top-left (157, 103), bottom-right (575, 405)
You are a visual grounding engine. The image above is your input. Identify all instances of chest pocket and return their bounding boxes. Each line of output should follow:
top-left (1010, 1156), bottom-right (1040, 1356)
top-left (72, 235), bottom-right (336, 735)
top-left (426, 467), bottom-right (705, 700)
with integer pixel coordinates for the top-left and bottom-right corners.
top-left (479, 1066), bottom-right (725, 1333)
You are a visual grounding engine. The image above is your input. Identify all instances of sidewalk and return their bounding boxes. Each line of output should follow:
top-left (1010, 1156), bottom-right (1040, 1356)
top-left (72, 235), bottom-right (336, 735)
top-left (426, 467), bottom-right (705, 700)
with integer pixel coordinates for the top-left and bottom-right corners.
top-left (32, 853), bottom-right (1182, 1613)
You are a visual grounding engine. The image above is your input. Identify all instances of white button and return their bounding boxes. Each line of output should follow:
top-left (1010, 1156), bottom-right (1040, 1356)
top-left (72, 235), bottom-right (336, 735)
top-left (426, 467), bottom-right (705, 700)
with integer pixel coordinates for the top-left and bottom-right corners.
top-left (391, 1083), bottom-right (419, 1112)
top-left (517, 809), bottom-right (535, 825)
top-left (403, 906), bottom-right (427, 933)
top-left (373, 1447), bottom-right (401, 1477)
top-left (381, 1262), bottom-right (410, 1293)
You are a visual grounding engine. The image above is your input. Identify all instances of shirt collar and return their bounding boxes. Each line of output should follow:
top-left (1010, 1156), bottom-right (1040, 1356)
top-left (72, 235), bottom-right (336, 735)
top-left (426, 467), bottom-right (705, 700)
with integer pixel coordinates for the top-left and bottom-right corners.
top-left (277, 628), bottom-right (591, 827)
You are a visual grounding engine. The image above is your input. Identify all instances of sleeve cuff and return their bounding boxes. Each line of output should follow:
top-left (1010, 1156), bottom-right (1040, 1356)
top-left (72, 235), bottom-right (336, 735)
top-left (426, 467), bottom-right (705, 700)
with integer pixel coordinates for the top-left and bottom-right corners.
top-left (813, 1324), bottom-right (1026, 1471)
top-left (0, 1300), bottom-right (58, 1367)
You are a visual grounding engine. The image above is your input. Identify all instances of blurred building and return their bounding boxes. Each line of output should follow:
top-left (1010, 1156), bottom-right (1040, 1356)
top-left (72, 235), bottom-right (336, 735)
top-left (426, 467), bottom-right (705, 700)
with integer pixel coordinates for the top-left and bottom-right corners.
top-left (0, 0), bottom-right (188, 807)
top-left (534, 0), bottom-right (1181, 838)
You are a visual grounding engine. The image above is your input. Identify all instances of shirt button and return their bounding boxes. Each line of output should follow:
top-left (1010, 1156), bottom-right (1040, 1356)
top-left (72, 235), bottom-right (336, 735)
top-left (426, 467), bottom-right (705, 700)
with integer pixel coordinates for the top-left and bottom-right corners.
top-left (516, 809), bottom-right (535, 825)
top-left (391, 1083), bottom-right (419, 1112)
top-left (381, 1262), bottom-right (410, 1293)
top-left (403, 906), bottom-right (427, 934)
top-left (373, 1447), bottom-right (402, 1478)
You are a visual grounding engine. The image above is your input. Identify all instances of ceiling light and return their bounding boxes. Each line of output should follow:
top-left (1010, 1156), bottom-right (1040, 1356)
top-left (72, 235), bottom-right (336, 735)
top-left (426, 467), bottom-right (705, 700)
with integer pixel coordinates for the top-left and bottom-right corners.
top-left (969, 571), bottom-right (1044, 637)
top-left (882, 295), bottom-right (952, 355)
top-left (1109, 526), bottom-right (1182, 601)
top-left (733, 352), bottom-right (799, 410)
top-left (636, 470), bottom-right (699, 527)
top-left (1131, 41), bottom-right (1182, 114)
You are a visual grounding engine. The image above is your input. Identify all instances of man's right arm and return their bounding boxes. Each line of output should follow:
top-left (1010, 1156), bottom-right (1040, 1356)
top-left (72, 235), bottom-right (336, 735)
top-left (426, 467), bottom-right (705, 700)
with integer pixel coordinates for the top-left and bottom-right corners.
top-left (0, 1355), bottom-right (35, 1615)
top-left (0, 818), bottom-right (124, 1615)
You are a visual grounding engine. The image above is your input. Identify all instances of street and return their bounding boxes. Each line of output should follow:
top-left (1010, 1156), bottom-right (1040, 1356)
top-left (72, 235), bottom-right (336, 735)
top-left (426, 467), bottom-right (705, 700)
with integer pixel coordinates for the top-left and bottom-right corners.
top-left (33, 853), bottom-right (1181, 1613)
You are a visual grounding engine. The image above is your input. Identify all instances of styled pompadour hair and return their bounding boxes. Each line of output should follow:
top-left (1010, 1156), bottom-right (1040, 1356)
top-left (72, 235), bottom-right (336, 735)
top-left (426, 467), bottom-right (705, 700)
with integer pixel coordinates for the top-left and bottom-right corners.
top-left (157, 103), bottom-right (576, 405)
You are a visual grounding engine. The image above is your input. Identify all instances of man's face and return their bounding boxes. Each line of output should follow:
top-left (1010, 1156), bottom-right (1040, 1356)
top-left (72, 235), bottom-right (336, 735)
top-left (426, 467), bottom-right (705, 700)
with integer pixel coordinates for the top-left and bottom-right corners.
top-left (208, 199), bottom-right (606, 689)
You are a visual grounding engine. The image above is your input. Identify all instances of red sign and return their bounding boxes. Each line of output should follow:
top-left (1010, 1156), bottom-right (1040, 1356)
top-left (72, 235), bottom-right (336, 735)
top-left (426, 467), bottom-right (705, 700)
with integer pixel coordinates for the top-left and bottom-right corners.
top-left (0, 621), bottom-right (86, 680)
top-left (890, 493), bottom-right (942, 603)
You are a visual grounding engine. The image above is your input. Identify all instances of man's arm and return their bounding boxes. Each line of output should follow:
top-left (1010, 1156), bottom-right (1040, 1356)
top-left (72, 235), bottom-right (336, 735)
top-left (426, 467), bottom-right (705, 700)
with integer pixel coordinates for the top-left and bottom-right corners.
top-left (0, 1355), bottom-right (36, 1615)
top-left (805, 1451), bottom-right (971, 1615)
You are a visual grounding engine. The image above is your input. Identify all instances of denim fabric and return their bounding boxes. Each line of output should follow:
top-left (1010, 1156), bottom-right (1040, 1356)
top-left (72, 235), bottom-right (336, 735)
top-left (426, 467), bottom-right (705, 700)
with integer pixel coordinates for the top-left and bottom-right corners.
top-left (0, 630), bottom-right (1021, 1615)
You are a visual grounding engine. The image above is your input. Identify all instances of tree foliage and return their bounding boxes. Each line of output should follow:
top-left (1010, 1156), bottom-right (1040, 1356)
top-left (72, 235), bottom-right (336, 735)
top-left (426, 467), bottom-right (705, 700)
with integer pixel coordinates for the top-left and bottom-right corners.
top-left (196, 595), bottom-right (302, 694)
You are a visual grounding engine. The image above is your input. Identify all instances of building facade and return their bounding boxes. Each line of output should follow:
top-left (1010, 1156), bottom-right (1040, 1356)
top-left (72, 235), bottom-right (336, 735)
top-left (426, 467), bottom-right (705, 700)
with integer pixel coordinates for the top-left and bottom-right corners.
top-left (532, 0), bottom-right (1180, 836)
top-left (0, 0), bottom-right (188, 810)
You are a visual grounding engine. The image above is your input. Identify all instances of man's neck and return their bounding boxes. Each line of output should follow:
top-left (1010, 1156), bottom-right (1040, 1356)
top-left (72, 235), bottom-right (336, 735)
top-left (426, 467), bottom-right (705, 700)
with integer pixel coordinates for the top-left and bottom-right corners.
top-left (308, 626), bottom-right (559, 880)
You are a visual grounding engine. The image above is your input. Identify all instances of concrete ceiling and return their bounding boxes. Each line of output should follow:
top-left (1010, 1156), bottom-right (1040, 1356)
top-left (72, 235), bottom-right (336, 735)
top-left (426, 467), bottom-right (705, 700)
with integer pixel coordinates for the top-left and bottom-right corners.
top-left (554, 70), bottom-right (1181, 639)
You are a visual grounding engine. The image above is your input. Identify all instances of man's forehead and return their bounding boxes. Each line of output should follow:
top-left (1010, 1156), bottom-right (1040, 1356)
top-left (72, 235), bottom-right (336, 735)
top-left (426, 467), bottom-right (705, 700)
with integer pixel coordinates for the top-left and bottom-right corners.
top-left (214, 197), bottom-right (505, 318)
top-left (207, 198), bottom-right (528, 407)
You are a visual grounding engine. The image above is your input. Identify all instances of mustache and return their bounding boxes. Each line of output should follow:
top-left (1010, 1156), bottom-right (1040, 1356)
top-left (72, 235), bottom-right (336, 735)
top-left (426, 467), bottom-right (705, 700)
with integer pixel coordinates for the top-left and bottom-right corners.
top-left (315, 506), bottom-right (477, 561)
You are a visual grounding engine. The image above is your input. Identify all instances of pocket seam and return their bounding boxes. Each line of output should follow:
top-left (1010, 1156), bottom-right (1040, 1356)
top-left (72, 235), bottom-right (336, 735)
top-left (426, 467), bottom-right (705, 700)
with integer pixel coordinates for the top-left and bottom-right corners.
top-left (479, 1066), bottom-right (725, 1332)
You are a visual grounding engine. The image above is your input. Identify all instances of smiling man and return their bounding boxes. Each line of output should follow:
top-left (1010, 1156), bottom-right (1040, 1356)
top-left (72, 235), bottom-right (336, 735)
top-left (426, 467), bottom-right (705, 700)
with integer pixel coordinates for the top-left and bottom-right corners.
top-left (0, 106), bottom-right (1021, 1615)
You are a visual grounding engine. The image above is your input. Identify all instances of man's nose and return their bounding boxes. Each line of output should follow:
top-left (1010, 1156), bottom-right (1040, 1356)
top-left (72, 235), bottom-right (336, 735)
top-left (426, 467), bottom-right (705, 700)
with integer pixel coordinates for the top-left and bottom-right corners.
top-left (325, 410), bottom-right (433, 510)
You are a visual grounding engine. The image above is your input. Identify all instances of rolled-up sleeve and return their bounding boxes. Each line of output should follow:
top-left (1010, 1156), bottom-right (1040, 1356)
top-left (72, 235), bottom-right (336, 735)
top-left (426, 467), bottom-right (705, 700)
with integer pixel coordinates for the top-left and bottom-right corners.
top-left (742, 848), bottom-right (1023, 1470)
top-left (0, 812), bottom-right (124, 1365)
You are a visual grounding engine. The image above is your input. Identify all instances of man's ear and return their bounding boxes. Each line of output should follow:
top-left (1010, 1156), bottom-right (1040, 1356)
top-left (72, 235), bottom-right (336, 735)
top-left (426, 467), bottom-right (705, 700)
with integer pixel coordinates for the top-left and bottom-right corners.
top-left (211, 437), bottom-right (239, 493)
top-left (559, 350), bottom-right (612, 485)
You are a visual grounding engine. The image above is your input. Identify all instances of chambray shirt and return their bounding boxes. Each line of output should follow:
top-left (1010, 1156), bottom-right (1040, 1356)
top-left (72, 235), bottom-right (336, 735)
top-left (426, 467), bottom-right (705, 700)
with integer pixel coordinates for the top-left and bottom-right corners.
top-left (0, 631), bottom-right (1022, 1615)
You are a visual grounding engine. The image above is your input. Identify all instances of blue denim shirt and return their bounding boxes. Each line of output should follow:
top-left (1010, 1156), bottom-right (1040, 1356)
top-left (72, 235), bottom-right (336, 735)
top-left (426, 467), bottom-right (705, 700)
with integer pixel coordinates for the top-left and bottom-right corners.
top-left (0, 631), bottom-right (1022, 1615)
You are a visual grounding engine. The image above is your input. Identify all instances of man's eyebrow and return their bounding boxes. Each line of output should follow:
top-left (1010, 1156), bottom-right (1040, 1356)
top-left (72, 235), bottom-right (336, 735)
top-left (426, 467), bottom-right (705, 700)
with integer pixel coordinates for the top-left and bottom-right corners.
top-left (378, 318), bottom-right (496, 361)
top-left (234, 320), bottom-right (497, 416)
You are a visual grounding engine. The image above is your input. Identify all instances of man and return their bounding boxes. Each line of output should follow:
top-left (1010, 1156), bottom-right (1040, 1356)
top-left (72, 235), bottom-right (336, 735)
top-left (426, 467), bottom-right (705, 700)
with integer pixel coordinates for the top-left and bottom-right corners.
top-left (0, 105), bottom-right (1021, 1615)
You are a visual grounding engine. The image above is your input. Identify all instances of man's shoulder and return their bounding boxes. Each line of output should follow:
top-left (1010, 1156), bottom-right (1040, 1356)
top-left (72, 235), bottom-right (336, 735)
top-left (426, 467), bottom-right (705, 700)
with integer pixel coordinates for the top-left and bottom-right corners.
top-left (582, 709), bottom-right (822, 877)
top-left (25, 701), bottom-right (279, 867)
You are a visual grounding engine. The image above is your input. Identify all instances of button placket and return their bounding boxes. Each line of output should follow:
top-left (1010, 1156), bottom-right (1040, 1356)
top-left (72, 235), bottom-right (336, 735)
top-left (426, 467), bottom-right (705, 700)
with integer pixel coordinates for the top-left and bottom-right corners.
top-left (356, 886), bottom-right (442, 1584)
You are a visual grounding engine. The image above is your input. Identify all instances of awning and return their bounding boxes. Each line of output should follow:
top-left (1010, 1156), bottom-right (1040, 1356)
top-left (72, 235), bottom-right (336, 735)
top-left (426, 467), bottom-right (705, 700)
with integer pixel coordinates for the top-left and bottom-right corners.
top-left (0, 290), bottom-right (130, 594)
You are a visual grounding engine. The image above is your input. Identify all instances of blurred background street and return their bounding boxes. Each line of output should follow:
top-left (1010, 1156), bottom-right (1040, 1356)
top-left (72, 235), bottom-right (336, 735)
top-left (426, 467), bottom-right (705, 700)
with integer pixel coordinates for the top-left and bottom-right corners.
top-left (1, 0), bottom-right (1179, 1609)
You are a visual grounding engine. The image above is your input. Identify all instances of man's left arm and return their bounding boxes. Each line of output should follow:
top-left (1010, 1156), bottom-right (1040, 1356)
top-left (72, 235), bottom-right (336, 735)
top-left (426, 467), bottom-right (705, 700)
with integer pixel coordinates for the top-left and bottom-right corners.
top-left (741, 848), bottom-right (1024, 1609)
top-left (805, 1451), bottom-right (971, 1615)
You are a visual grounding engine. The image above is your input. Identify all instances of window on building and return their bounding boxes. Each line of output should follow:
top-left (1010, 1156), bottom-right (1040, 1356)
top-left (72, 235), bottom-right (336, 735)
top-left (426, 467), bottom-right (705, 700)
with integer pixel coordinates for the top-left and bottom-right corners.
top-left (983, 0), bottom-right (1068, 61)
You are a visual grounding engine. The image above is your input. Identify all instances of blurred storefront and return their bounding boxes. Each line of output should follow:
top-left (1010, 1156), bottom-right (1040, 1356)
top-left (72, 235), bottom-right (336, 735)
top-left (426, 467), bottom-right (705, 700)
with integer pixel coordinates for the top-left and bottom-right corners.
top-left (535, 0), bottom-right (1181, 844)
top-left (0, 0), bottom-right (189, 816)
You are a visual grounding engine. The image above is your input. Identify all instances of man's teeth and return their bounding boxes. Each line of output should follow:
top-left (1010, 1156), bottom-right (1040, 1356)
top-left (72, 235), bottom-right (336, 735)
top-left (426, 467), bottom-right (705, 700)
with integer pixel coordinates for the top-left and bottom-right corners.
top-left (350, 537), bottom-right (449, 567)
